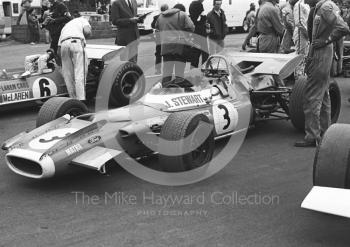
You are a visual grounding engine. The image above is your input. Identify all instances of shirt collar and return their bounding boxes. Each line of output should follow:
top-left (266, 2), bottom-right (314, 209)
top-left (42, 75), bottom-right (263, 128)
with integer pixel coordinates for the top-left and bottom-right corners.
top-left (214, 9), bottom-right (221, 15)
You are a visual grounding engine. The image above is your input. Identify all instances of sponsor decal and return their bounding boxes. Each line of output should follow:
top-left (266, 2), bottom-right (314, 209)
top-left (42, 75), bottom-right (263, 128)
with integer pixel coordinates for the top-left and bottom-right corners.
top-left (0, 81), bottom-right (29, 92)
top-left (29, 128), bottom-right (78, 150)
top-left (165, 94), bottom-right (206, 109)
top-left (65, 144), bottom-right (83, 156)
top-left (2, 91), bottom-right (30, 102)
top-left (88, 136), bottom-right (101, 144)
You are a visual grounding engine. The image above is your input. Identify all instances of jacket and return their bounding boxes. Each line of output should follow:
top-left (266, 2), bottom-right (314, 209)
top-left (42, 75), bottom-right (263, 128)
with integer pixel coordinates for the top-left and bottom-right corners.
top-left (46, 1), bottom-right (71, 35)
top-left (189, 0), bottom-right (207, 36)
top-left (312, 0), bottom-right (349, 44)
top-left (111, 0), bottom-right (140, 46)
top-left (207, 9), bottom-right (228, 40)
top-left (256, 1), bottom-right (284, 37)
top-left (155, 8), bottom-right (195, 56)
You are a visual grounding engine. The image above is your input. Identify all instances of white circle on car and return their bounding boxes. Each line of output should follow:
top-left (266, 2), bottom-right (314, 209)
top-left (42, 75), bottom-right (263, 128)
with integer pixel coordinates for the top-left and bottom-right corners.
top-left (212, 100), bottom-right (239, 135)
top-left (29, 128), bottom-right (78, 150)
top-left (32, 77), bottom-right (58, 98)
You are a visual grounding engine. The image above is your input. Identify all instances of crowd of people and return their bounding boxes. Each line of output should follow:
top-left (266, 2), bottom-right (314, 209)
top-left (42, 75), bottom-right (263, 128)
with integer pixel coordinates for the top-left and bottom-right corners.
top-left (15, 0), bottom-right (350, 148)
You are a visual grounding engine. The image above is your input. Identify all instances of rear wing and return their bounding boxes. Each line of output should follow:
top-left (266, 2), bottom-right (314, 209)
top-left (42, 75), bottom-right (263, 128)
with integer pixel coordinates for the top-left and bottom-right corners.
top-left (226, 52), bottom-right (304, 80)
top-left (85, 44), bottom-right (125, 62)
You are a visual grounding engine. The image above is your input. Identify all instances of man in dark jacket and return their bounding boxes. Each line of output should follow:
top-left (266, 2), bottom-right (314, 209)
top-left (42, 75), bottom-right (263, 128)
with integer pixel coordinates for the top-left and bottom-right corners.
top-left (111, 0), bottom-right (140, 63)
top-left (45, 0), bottom-right (71, 55)
top-left (155, 4), bottom-right (195, 85)
top-left (207, 0), bottom-right (228, 55)
top-left (189, 0), bottom-right (209, 68)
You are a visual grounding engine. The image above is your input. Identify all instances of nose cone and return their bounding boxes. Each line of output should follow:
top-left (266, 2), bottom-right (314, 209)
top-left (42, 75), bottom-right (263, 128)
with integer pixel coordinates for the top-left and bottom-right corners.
top-left (6, 149), bottom-right (55, 179)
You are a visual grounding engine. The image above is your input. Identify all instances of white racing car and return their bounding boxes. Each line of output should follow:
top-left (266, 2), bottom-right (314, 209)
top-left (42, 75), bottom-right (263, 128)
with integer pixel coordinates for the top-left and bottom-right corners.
top-left (1, 51), bottom-right (342, 179)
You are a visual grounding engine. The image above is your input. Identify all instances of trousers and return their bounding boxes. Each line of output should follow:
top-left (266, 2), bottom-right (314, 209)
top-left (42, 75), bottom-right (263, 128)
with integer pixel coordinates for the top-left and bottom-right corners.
top-left (304, 45), bottom-right (333, 142)
top-left (258, 34), bottom-right (280, 53)
top-left (60, 39), bottom-right (88, 101)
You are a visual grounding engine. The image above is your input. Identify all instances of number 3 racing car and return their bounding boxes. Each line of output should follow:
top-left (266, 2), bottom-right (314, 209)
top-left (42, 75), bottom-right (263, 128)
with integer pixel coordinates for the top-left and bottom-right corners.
top-left (1, 51), bottom-right (342, 179)
top-left (0, 44), bottom-right (145, 109)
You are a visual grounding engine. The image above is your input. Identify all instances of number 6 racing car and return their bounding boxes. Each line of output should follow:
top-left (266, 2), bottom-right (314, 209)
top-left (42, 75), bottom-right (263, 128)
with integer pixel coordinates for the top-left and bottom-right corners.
top-left (1, 52), bottom-right (342, 179)
top-left (0, 44), bottom-right (145, 109)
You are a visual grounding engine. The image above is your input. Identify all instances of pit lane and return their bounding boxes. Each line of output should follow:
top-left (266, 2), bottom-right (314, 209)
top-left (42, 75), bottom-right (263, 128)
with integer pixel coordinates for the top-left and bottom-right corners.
top-left (1, 34), bottom-right (350, 247)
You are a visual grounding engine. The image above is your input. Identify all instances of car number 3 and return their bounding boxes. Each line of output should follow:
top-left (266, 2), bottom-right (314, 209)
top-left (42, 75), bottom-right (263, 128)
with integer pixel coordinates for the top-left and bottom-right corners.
top-left (213, 101), bottom-right (238, 135)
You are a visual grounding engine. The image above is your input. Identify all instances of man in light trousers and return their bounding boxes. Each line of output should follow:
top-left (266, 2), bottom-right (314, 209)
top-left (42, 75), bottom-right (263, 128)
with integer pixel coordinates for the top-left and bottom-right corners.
top-left (59, 15), bottom-right (91, 101)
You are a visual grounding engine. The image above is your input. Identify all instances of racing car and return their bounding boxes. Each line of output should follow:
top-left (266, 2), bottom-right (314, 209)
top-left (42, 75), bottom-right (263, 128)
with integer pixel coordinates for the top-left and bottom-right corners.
top-left (302, 124), bottom-right (350, 218)
top-left (0, 44), bottom-right (145, 108)
top-left (1, 51), bottom-right (342, 178)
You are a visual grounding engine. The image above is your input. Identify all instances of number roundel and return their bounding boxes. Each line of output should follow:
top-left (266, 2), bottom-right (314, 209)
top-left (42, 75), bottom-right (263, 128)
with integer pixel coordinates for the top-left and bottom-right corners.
top-left (213, 101), bottom-right (239, 135)
top-left (32, 77), bottom-right (58, 98)
top-left (29, 128), bottom-right (78, 150)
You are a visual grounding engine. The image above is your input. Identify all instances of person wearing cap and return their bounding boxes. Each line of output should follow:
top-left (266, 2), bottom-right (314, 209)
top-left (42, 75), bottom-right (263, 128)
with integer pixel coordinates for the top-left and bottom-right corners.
top-left (58, 13), bottom-right (91, 101)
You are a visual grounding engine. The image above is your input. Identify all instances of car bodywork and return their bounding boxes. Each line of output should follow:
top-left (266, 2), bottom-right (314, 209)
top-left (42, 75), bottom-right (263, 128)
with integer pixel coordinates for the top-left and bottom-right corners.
top-left (2, 52), bottom-right (304, 179)
top-left (0, 44), bottom-right (124, 107)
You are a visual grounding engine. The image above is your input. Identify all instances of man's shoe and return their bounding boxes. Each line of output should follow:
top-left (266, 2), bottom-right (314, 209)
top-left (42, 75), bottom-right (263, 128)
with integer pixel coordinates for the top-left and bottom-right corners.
top-left (294, 139), bottom-right (317, 147)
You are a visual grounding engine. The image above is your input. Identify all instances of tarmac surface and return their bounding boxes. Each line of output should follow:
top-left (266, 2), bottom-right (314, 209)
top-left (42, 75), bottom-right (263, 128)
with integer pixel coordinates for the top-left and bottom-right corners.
top-left (1, 33), bottom-right (350, 247)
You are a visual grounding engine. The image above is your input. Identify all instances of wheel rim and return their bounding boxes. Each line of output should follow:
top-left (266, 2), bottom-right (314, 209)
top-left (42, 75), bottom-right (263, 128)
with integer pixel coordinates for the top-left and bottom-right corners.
top-left (188, 123), bottom-right (212, 169)
top-left (114, 71), bottom-right (141, 99)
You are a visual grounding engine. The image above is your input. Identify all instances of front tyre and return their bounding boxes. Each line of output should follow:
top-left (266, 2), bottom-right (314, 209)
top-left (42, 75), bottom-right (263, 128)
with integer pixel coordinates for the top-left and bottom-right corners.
top-left (36, 97), bottom-right (88, 127)
top-left (108, 62), bottom-right (145, 107)
top-left (314, 124), bottom-right (350, 188)
top-left (159, 112), bottom-right (214, 172)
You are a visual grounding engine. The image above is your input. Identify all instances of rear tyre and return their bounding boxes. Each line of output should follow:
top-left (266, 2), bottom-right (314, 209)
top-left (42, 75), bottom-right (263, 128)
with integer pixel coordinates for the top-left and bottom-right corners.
top-left (313, 124), bottom-right (350, 188)
top-left (107, 62), bottom-right (145, 107)
top-left (289, 77), bottom-right (341, 131)
top-left (36, 97), bottom-right (88, 127)
top-left (159, 112), bottom-right (214, 172)
top-left (289, 76), bottom-right (307, 131)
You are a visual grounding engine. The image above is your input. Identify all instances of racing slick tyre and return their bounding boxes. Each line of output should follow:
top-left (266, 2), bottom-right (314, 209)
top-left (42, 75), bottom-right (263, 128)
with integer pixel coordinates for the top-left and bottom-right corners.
top-left (36, 97), bottom-right (89, 127)
top-left (289, 77), bottom-right (341, 131)
top-left (159, 112), bottom-right (215, 172)
top-left (313, 124), bottom-right (350, 189)
top-left (108, 62), bottom-right (145, 107)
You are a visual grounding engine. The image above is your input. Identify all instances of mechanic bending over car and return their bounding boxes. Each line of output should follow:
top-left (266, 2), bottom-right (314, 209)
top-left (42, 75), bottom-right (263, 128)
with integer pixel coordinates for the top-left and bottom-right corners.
top-left (58, 11), bottom-right (92, 101)
top-left (295, 0), bottom-right (350, 147)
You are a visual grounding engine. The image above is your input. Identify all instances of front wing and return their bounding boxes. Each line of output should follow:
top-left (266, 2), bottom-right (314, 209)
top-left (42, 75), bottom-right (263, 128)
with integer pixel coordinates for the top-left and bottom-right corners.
top-left (301, 186), bottom-right (350, 218)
